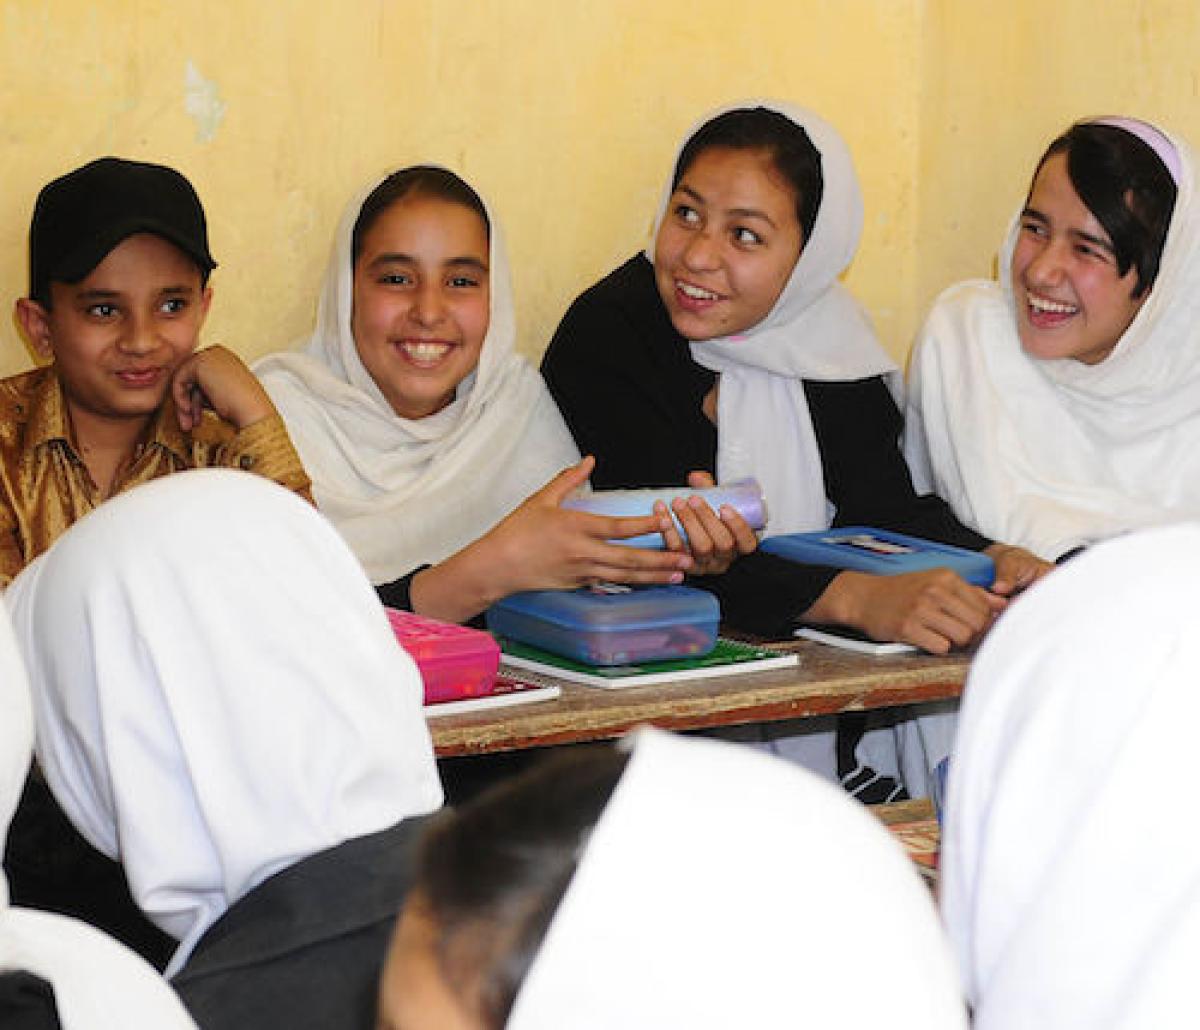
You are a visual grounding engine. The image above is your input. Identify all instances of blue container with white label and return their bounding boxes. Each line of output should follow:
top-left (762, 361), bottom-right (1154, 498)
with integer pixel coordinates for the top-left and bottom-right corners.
top-left (486, 584), bottom-right (720, 666)
top-left (760, 527), bottom-right (995, 587)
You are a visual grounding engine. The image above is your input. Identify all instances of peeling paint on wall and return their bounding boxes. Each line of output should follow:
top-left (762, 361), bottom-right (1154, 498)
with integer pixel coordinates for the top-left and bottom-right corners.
top-left (184, 60), bottom-right (225, 143)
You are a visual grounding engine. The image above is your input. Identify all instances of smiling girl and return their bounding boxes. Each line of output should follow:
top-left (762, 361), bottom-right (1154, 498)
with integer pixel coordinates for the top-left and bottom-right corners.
top-left (905, 118), bottom-right (1192, 561)
top-left (257, 167), bottom-right (687, 622)
top-left (542, 103), bottom-right (1045, 797)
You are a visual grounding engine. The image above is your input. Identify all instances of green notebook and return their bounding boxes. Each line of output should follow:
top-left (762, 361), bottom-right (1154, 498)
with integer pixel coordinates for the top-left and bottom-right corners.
top-left (497, 637), bottom-right (799, 690)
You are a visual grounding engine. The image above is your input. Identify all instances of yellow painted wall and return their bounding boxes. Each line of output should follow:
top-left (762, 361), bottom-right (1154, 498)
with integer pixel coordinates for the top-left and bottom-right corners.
top-left (0, 0), bottom-right (922, 375)
top-left (0, 1), bottom-right (1197, 380)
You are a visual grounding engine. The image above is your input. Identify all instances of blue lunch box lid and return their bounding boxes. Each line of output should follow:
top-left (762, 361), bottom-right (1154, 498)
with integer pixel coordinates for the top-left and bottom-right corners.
top-left (489, 584), bottom-right (720, 631)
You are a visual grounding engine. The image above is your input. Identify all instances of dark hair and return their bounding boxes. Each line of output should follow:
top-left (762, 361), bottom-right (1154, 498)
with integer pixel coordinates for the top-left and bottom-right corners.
top-left (672, 107), bottom-right (824, 240)
top-left (1034, 123), bottom-right (1177, 298)
top-left (413, 745), bottom-right (630, 1029)
top-left (351, 165), bottom-right (489, 266)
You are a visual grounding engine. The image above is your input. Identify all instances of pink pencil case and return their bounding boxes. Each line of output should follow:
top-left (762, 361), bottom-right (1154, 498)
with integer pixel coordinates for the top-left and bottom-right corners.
top-left (384, 608), bottom-right (500, 704)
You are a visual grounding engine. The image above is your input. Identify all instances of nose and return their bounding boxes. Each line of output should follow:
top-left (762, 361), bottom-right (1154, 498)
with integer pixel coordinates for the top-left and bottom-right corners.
top-left (681, 229), bottom-right (721, 272)
top-left (1024, 237), bottom-right (1068, 288)
top-left (410, 282), bottom-right (447, 327)
top-left (117, 311), bottom-right (159, 356)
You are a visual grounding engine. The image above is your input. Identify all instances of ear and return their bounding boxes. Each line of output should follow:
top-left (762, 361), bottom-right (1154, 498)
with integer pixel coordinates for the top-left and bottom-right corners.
top-left (14, 298), bottom-right (54, 361)
top-left (197, 285), bottom-right (213, 329)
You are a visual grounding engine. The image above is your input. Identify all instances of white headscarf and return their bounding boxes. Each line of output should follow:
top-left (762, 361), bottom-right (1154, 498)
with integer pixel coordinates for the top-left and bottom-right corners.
top-left (7, 470), bottom-right (443, 978)
top-left (508, 728), bottom-right (967, 1029)
top-left (648, 101), bottom-right (898, 535)
top-left (941, 524), bottom-right (1200, 1027)
top-left (0, 602), bottom-right (198, 1028)
top-left (255, 170), bottom-right (580, 584)
top-left (905, 119), bottom-right (1200, 560)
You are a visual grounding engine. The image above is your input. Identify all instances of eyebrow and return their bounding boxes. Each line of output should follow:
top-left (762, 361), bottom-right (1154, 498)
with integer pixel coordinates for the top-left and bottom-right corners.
top-left (1022, 206), bottom-right (1116, 256)
top-left (368, 253), bottom-right (489, 272)
top-left (676, 185), bottom-right (778, 229)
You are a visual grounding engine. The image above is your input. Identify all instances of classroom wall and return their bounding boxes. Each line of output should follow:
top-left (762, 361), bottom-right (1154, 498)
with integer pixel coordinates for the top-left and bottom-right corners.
top-left (0, 1), bottom-right (1197, 379)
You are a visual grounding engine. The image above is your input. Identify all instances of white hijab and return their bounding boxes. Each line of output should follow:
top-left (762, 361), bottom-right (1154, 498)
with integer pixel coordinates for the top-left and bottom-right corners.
top-left (7, 470), bottom-right (443, 977)
top-left (0, 602), bottom-right (198, 1028)
top-left (648, 101), bottom-right (898, 535)
top-left (508, 728), bottom-right (967, 1029)
top-left (256, 170), bottom-right (580, 583)
top-left (905, 120), bottom-right (1200, 560)
top-left (942, 524), bottom-right (1200, 1027)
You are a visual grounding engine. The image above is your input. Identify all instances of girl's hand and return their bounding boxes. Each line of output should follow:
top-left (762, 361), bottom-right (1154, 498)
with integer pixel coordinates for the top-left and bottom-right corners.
top-left (656, 471), bottom-right (758, 577)
top-left (409, 457), bottom-right (693, 623)
top-left (984, 543), bottom-right (1054, 596)
top-left (806, 568), bottom-right (1007, 655)
top-left (172, 345), bottom-right (276, 432)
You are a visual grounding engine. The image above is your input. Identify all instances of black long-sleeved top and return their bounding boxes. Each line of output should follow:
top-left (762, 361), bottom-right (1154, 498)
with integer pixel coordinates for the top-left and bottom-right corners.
top-left (542, 254), bottom-right (990, 637)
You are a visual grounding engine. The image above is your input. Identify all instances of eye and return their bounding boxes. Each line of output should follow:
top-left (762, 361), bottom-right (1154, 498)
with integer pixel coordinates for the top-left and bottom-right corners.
top-left (378, 272), bottom-right (413, 287)
top-left (733, 226), bottom-right (763, 246)
top-left (1020, 220), bottom-right (1048, 239)
top-left (159, 297), bottom-right (187, 315)
top-left (1074, 242), bottom-right (1113, 265)
top-left (673, 203), bottom-right (701, 226)
top-left (87, 303), bottom-right (118, 319)
top-left (448, 274), bottom-right (482, 289)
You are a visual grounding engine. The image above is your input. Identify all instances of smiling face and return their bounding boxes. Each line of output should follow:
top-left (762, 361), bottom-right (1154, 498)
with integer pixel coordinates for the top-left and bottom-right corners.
top-left (1011, 153), bottom-right (1147, 365)
top-left (351, 193), bottom-right (490, 420)
top-left (653, 146), bottom-right (804, 342)
top-left (16, 232), bottom-right (210, 436)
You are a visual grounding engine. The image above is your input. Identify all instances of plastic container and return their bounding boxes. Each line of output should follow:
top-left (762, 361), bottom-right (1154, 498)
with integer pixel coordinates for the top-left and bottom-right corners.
top-left (562, 478), bottom-right (766, 549)
top-left (384, 608), bottom-right (500, 704)
top-left (761, 527), bottom-right (994, 586)
top-left (486, 584), bottom-right (720, 666)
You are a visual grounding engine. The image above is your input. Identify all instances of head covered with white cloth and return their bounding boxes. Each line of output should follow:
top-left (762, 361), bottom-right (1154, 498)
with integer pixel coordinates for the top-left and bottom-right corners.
top-left (906, 117), bottom-right (1200, 560)
top-left (941, 524), bottom-right (1200, 1027)
top-left (648, 101), bottom-right (897, 535)
top-left (7, 470), bottom-right (443, 977)
top-left (0, 601), bottom-right (198, 1027)
top-left (255, 167), bottom-right (579, 584)
top-left (382, 727), bottom-right (966, 1029)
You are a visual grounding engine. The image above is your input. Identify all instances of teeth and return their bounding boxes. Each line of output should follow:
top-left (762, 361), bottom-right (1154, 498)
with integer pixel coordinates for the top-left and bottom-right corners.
top-left (677, 281), bottom-right (718, 301)
top-left (1028, 294), bottom-right (1078, 315)
top-left (400, 341), bottom-right (452, 364)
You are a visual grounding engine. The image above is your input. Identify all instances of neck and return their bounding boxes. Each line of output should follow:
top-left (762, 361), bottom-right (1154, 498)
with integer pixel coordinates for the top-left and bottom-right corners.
top-left (65, 402), bottom-right (155, 498)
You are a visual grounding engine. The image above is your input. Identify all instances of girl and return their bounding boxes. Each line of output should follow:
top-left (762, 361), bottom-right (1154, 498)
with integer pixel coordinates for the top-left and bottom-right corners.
top-left (0, 605), bottom-right (197, 1029)
top-left (377, 729), bottom-right (968, 1030)
top-left (8, 471), bottom-right (445, 1029)
top-left (942, 525), bottom-right (1200, 1026)
top-left (256, 168), bottom-right (689, 623)
top-left (542, 102), bottom-right (1046, 797)
top-left (905, 117), bottom-right (1193, 561)
top-left (542, 103), bottom-right (1046, 652)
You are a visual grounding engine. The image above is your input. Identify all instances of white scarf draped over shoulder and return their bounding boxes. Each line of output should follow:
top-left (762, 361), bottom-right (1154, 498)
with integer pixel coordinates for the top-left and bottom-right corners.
top-left (941, 525), bottom-right (1200, 1027)
top-left (6, 471), bottom-right (443, 978)
top-left (905, 122), bottom-right (1200, 560)
top-left (255, 173), bottom-right (580, 584)
top-left (508, 728), bottom-right (967, 1029)
top-left (648, 101), bottom-right (898, 536)
top-left (0, 600), bottom-right (198, 1028)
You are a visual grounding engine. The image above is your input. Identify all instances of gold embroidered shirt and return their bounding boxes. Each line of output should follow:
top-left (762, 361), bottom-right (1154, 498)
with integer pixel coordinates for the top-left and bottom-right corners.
top-left (0, 366), bottom-right (312, 586)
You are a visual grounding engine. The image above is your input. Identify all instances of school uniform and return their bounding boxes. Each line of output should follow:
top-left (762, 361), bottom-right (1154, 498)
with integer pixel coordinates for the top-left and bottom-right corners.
top-left (507, 729), bottom-right (967, 1029)
top-left (256, 173), bottom-right (579, 598)
top-left (942, 525), bottom-right (1200, 1027)
top-left (0, 588), bottom-right (198, 1030)
top-left (905, 121), bottom-right (1200, 561)
top-left (8, 470), bottom-right (444, 1029)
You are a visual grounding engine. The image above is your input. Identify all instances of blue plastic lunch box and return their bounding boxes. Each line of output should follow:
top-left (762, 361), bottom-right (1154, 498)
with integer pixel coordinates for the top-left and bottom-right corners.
top-left (486, 584), bottom-right (720, 666)
top-left (760, 527), bottom-right (995, 586)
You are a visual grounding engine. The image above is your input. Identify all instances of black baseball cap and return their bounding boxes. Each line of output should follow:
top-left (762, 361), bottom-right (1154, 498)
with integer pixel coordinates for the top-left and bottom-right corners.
top-left (28, 156), bottom-right (217, 303)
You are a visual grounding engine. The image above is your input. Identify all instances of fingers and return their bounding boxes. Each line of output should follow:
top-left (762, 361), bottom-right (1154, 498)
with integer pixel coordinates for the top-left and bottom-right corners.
top-left (719, 504), bottom-right (759, 555)
top-left (686, 469), bottom-right (716, 489)
top-left (171, 354), bottom-right (203, 431)
top-left (670, 496), bottom-right (731, 566)
top-left (540, 455), bottom-right (597, 506)
top-left (654, 500), bottom-right (686, 552)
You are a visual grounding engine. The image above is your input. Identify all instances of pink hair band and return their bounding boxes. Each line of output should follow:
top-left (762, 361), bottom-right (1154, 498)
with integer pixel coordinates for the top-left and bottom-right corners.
top-left (1092, 116), bottom-right (1182, 185)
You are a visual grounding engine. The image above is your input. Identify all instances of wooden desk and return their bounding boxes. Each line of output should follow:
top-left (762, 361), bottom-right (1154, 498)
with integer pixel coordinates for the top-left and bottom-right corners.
top-left (430, 639), bottom-right (969, 758)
